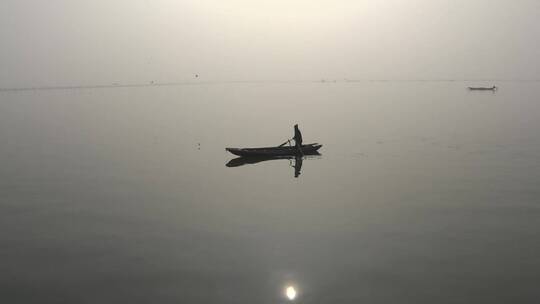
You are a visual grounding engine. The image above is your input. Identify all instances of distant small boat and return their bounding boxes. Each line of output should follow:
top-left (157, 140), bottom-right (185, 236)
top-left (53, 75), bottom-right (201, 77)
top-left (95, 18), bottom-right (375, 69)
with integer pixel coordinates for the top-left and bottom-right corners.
top-left (468, 86), bottom-right (497, 91)
top-left (226, 143), bottom-right (322, 157)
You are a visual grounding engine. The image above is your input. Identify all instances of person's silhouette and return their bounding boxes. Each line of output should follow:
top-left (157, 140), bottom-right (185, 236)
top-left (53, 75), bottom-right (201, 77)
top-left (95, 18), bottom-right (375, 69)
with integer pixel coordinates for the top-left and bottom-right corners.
top-left (293, 124), bottom-right (303, 155)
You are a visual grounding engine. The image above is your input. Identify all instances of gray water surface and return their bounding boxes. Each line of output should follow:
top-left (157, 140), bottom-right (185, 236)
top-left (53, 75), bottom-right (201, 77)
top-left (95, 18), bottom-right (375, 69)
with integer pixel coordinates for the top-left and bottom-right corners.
top-left (1, 82), bottom-right (539, 303)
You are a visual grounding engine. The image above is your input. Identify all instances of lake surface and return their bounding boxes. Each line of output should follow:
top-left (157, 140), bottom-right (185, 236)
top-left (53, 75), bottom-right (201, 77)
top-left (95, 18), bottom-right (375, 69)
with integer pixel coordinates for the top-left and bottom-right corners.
top-left (1, 82), bottom-right (539, 303)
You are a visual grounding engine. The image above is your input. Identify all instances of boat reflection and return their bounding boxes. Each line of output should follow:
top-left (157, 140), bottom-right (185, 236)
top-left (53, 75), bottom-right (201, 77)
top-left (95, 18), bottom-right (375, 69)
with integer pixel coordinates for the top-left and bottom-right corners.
top-left (226, 153), bottom-right (321, 178)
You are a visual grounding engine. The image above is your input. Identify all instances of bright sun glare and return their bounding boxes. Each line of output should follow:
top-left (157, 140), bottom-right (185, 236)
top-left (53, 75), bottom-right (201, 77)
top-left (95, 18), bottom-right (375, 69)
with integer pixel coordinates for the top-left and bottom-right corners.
top-left (286, 286), bottom-right (297, 300)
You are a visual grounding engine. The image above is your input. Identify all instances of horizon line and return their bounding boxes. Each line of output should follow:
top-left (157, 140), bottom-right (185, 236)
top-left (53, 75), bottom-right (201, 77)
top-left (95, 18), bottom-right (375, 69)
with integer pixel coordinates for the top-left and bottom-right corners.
top-left (1, 78), bottom-right (539, 92)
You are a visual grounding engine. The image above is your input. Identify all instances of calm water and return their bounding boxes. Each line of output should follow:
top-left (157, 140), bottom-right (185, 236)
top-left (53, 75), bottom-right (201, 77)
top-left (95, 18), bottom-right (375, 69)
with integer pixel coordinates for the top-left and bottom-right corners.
top-left (1, 82), bottom-right (539, 303)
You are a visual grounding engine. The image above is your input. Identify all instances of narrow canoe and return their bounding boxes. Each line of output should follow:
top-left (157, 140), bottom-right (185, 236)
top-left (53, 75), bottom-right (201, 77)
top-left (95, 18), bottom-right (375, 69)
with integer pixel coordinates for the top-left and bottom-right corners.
top-left (468, 86), bottom-right (497, 91)
top-left (226, 143), bottom-right (322, 157)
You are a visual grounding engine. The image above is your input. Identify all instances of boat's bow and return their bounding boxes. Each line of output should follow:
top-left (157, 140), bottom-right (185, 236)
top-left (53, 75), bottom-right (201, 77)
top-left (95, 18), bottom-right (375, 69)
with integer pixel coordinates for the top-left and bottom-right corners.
top-left (225, 148), bottom-right (245, 157)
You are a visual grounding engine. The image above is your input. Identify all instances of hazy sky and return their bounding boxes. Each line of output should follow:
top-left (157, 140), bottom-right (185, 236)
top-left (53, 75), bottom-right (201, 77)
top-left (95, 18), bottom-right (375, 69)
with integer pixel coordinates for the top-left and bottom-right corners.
top-left (1, 0), bottom-right (539, 87)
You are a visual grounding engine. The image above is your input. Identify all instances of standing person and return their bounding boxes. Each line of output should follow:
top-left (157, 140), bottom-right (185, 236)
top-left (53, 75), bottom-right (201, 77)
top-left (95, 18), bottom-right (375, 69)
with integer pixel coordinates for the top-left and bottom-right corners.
top-left (293, 124), bottom-right (303, 155)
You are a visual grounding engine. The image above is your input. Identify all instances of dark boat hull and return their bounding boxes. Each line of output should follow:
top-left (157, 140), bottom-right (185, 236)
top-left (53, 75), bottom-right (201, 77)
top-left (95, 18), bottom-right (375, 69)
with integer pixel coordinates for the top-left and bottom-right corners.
top-left (226, 143), bottom-right (322, 157)
top-left (468, 86), bottom-right (497, 91)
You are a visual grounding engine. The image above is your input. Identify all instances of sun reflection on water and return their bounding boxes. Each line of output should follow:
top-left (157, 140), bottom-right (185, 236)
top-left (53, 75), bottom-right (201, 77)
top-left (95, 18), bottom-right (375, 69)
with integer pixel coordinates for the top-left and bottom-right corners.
top-left (285, 286), bottom-right (297, 300)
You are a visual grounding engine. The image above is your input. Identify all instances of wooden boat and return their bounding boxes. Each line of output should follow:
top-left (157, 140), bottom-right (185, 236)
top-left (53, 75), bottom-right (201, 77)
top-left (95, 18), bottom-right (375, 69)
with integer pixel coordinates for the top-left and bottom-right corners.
top-left (226, 143), bottom-right (322, 157)
top-left (468, 86), bottom-right (497, 91)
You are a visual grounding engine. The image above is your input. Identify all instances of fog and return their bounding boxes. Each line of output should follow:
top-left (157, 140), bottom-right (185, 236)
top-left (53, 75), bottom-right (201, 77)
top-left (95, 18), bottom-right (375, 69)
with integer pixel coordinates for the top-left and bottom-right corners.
top-left (2, 1), bottom-right (540, 303)
top-left (1, 0), bottom-right (539, 88)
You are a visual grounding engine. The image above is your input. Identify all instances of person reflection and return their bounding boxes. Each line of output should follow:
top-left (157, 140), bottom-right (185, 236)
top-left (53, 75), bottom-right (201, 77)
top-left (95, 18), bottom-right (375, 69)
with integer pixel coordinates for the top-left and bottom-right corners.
top-left (293, 156), bottom-right (303, 178)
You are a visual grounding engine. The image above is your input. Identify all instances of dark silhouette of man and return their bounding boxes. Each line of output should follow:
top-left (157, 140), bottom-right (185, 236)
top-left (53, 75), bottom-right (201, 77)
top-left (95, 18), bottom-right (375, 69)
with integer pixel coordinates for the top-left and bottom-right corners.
top-left (293, 124), bottom-right (303, 155)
